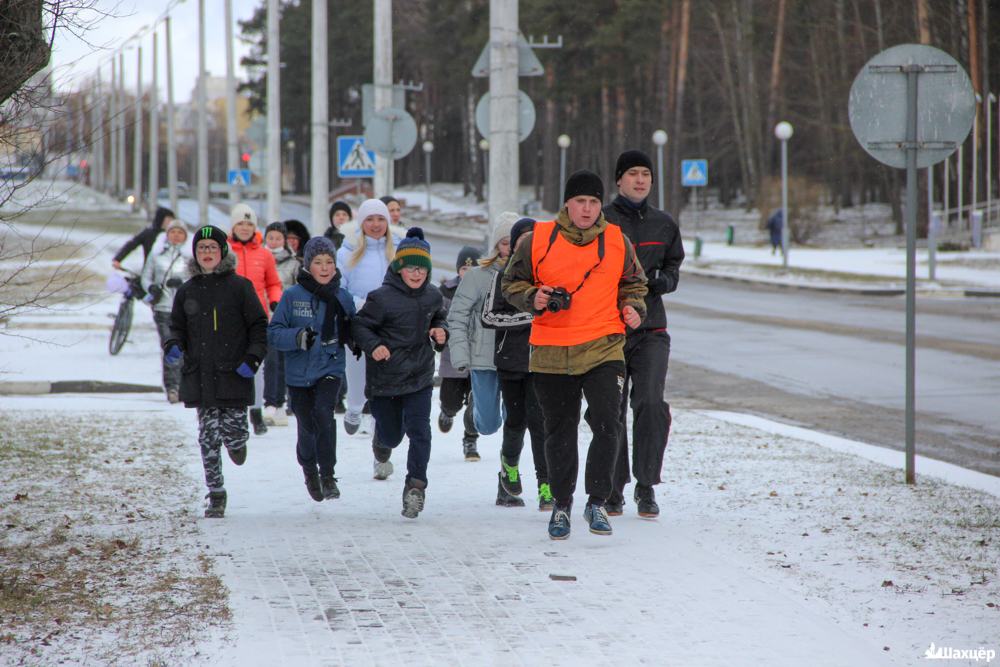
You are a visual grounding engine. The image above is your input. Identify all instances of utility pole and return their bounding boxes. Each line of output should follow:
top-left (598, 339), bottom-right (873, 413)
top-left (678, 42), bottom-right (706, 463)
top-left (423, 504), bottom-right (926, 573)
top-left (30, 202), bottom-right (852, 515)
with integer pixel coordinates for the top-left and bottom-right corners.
top-left (225, 0), bottom-right (241, 205)
top-left (373, 0), bottom-right (393, 197)
top-left (488, 0), bottom-right (519, 227)
top-left (132, 45), bottom-right (143, 212)
top-left (148, 30), bottom-right (159, 212)
top-left (109, 59), bottom-right (117, 194)
top-left (266, 0), bottom-right (282, 223)
top-left (93, 70), bottom-right (105, 192)
top-left (165, 16), bottom-right (178, 213)
top-left (311, 0), bottom-right (329, 235)
top-left (197, 0), bottom-right (209, 226)
top-left (117, 52), bottom-right (126, 197)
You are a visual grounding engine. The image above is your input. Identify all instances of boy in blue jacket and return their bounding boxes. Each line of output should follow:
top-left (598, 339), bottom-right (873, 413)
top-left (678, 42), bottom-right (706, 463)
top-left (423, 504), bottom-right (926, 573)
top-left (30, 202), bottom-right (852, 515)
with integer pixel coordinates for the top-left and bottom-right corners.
top-left (268, 237), bottom-right (356, 502)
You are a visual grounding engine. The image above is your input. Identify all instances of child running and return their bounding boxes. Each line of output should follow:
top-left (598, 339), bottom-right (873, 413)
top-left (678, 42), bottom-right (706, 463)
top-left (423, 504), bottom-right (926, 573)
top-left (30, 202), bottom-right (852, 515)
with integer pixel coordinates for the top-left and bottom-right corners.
top-left (351, 228), bottom-right (448, 518)
top-left (268, 237), bottom-right (356, 503)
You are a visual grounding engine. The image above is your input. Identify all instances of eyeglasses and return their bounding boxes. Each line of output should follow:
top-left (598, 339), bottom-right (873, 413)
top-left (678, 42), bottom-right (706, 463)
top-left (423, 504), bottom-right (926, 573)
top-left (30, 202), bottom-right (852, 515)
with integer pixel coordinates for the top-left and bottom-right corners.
top-left (401, 266), bottom-right (428, 275)
top-left (196, 245), bottom-right (221, 254)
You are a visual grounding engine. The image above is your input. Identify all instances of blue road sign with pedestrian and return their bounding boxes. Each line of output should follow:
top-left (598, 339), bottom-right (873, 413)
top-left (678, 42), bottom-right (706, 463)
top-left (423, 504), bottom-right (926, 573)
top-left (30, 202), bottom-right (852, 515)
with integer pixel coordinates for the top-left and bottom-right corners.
top-left (228, 169), bottom-right (252, 186)
top-left (681, 159), bottom-right (708, 187)
top-left (338, 136), bottom-right (376, 178)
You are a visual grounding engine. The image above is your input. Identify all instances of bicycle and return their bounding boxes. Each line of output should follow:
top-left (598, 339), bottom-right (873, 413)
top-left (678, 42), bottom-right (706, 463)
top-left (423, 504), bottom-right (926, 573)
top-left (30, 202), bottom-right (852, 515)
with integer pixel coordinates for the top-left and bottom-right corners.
top-left (108, 269), bottom-right (145, 356)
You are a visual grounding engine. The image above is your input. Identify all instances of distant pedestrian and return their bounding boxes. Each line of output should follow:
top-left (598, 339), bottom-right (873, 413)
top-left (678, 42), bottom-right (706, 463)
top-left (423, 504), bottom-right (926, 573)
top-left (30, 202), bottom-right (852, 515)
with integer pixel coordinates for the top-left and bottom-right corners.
top-left (602, 149), bottom-right (685, 519)
top-left (228, 203), bottom-right (283, 435)
top-left (112, 206), bottom-right (176, 270)
top-left (268, 236), bottom-right (356, 503)
top-left (324, 200), bottom-right (352, 250)
top-left (380, 195), bottom-right (403, 227)
top-left (502, 170), bottom-right (647, 540)
top-left (283, 219), bottom-right (311, 259)
top-left (262, 221), bottom-right (300, 426)
top-left (352, 228), bottom-right (448, 519)
top-left (164, 225), bottom-right (268, 518)
top-left (481, 217), bottom-right (552, 510)
top-left (767, 208), bottom-right (784, 255)
top-left (437, 245), bottom-right (483, 461)
top-left (141, 217), bottom-right (190, 404)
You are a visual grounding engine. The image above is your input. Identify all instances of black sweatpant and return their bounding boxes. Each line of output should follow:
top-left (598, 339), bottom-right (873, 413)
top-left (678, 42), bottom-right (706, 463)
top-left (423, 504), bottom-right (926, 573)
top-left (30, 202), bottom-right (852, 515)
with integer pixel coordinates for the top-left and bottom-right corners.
top-left (288, 375), bottom-right (342, 477)
top-left (499, 373), bottom-right (547, 484)
top-left (370, 386), bottom-right (433, 485)
top-left (153, 310), bottom-right (182, 393)
top-left (613, 331), bottom-right (672, 498)
top-left (533, 361), bottom-right (625, 507)
top-left (439, 376), bottom-right (477, 442)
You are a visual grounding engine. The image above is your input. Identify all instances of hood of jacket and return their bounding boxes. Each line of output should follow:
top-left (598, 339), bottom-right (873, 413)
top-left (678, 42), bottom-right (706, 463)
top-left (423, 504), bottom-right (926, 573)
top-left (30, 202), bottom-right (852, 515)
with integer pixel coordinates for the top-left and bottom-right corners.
top-left (268, 245), bottom-right (293, 264)
top-left (187, 252), bottom-right (237, 277)
top-left (555, 208), bottom-right (608, 246)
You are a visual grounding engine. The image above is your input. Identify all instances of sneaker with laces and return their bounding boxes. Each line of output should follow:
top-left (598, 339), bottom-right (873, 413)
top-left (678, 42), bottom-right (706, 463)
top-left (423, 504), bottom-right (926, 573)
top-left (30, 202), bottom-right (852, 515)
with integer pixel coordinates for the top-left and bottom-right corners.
top-left (227, 444), bottom-right (247, 466)
top-left (537, 483), bottom-right (554, 512)
top-left (499, 456), bottom-right (522, 496)
top-left (605, 491), bottom-right (625, 516)
top-left (372, 437), bottom-right (393, 480)
top-left (548, 504), bottom-right (571, 540)
top-left (495, 472), bottom-right (525, 507)
top-left (320, 474), bottom-right (340, 499)
top-left (304, 469), bottom-right (324, 502)
top-left (344, 411), bottom-right (361, 435)
top-left (634, 484), bottom-right (660, 518)
top-left (263, 405), bottom-right (278, 426)
top-left (583, 502), bottom-right (613, 536)
top-left (358, 414), bottom-right (374, 436)
top-left (204, 490), bottom-right (227, 518)
top-left (271, 407), bottom-right (288, 427)
top-left (438, 411), bottom-right (454, 433)
top-left (401, 479), bottom-right (426, 518)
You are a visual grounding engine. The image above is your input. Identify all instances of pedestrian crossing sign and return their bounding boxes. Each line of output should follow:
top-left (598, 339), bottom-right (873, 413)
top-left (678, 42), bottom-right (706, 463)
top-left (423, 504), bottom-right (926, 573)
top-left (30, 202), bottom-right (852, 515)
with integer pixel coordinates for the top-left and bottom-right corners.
top-left (681, 159), bottom-right (708, 187)
top-left (228, 169), bottom-right (252, 186)
top-left (338, 136), bottom-right (376, 178)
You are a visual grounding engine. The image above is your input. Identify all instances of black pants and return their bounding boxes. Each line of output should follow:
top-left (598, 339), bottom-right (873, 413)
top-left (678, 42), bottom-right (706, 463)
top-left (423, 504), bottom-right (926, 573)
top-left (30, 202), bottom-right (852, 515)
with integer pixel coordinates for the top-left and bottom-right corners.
top-left (370, 386), bottom-right (433, 485)
top-left (153, 310), bottom-right (181, 392)
top-left (288, 375), bottom-right (342, 477)
top-left (499, 374), bottom-right (547, 484)
top-left (613, 331), bottom-right (672, 498)
top-left (534, 361), bottom-right (625, 507)
top-left (439, 376), bottom-right (478, 442)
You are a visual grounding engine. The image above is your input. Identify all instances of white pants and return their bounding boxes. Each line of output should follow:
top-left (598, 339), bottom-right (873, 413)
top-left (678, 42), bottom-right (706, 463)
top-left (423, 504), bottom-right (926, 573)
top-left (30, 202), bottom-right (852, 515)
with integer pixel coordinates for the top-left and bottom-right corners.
top-left (345, 350), bottom-right (367, 415)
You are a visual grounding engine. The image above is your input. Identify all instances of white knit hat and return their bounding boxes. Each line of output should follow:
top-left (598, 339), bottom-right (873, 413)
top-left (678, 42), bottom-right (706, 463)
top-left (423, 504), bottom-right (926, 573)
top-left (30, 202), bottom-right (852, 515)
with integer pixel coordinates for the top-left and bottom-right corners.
top-left (357, 198), bottom-right (391, 224)
top-left (229, 202), bottom-right (258, 228)
top-left (490, 210), bottom-right (520, 249)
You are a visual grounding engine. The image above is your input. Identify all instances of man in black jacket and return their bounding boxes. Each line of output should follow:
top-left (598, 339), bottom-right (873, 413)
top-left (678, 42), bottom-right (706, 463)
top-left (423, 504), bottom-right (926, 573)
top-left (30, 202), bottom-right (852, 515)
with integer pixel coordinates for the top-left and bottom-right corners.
top-left (601, 149), bottom-right (684, 519)
top-left (111, 206), bottom-right (176, 269)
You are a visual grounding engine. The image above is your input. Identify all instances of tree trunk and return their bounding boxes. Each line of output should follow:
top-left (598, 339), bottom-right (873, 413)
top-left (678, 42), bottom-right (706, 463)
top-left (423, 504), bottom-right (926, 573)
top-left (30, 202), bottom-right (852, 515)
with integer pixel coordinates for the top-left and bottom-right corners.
top-left (710, 6), bottom-right (751, 209)
top-left (765, 0), bottom-right (788, 169)
top-left (669, 0), bottom-right (690, 214)
top-left (542, 66), bottom-right (559, 213)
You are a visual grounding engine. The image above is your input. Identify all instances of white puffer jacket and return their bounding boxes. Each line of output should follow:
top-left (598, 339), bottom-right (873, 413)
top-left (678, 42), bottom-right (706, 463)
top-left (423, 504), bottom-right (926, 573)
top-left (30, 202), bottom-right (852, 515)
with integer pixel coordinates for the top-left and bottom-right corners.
top-left (141, 237), bottom-right (190, 313)
top-left (336, 233), bottom-right (400, 308)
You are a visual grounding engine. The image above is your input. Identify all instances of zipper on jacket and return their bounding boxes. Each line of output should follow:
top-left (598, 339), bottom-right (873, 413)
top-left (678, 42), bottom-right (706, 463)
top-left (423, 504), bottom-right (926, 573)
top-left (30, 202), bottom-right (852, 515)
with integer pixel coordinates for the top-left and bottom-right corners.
top-left (213, 307), bottom-right (218, 331)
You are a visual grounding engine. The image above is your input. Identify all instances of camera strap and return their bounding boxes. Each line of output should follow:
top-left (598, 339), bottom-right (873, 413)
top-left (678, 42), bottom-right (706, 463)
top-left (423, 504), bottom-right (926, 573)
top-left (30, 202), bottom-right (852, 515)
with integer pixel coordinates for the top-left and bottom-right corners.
top-left (535, 224), bottom-right (605, 296)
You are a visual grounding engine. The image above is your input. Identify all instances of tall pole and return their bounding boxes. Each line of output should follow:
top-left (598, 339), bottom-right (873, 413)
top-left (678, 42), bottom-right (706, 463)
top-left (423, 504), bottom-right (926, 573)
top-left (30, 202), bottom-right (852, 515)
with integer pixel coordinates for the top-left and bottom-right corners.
top-left (117, 52), bottom-right (126, 198)
top-left (903, 68), bottom-right (918, 485)
top-left (423, 141), bottom-right (433, 211)
top-left (197, 0), bottom-right (209, 226)
top-left (781, 140), bottom-right (788, 267)
top-left (987, 93), bottom-right (994, 225)
top-left (652, 129), bottom-right (667, 209)
top-left (148, 30), bottom-right (159, 212)
top-left (266, 0), bottom-right (282, 223)
top-left (109, 59), bottom-right (117, 194)
top-left (132, 45), bottom-right (143, 212)
top-left (972, 94), bottom-right (980, 219)
top-left (94, 71), bottom-right (105, 192)
top-left (488, 0), bottom-right (519, 228)
top-left (225, 0), bottom-right (241, 205)
top-left (373, 0), bottom-right (393, 197)
top-left (943, 155), bottom-right (950, 226)
top-left (165, 16), bottom-right (178, 213)
top-left (928, 165), bottom-right (936, 280)
top-left (957, 143), bottom-right (964, 228)
top-left (310, 0), bottom-right (329, 235)
top-left (557, 134), bottom-right (570, 198)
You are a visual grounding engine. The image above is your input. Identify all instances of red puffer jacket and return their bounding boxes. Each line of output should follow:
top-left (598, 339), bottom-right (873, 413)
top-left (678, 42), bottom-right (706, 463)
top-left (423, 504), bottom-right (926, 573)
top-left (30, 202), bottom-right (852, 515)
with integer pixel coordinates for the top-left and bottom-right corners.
top-left (228, 231), bottom-right (283, 316)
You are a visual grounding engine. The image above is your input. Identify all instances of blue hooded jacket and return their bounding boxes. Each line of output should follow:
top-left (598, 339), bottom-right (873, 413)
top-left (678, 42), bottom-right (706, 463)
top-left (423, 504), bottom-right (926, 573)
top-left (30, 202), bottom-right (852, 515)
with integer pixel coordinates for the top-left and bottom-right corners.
top-left (267, 282), bottom-right (356, 387)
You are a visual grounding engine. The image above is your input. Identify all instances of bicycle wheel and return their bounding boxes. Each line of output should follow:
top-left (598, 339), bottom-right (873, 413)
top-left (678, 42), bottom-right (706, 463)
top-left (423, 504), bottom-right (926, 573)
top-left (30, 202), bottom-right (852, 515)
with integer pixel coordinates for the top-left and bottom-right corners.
top-left (108, 297), bottom-right (134, 355)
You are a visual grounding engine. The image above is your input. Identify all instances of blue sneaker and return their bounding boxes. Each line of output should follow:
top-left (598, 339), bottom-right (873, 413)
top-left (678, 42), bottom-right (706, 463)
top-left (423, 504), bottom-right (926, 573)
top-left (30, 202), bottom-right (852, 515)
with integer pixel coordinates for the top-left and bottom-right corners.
top-left (583, 503), bottom-right (612, 536)
top-left (548, 505), bottom-right (571, 540)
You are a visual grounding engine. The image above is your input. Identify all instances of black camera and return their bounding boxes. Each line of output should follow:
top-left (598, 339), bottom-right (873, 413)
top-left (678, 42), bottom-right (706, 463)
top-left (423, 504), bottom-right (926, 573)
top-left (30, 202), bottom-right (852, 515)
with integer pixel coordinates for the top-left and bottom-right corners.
top-left (545, 287), bottom-right (572, 313)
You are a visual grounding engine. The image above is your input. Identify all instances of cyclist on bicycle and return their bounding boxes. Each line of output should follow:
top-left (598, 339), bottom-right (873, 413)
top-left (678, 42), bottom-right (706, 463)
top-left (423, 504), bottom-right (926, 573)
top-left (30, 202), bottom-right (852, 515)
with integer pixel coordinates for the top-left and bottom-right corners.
top-left (141, 217), bottom-right (190, 403)
top-left (112, 206), bottom-right (176, 270)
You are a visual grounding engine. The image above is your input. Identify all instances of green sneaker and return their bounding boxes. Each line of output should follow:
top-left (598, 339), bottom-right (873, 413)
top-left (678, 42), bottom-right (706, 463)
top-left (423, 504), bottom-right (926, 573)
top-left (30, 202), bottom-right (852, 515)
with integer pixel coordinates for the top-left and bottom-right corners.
top-left (538, 483), bottom-right (554, 512)
top-left (500, 457), bottom-right (522, 496)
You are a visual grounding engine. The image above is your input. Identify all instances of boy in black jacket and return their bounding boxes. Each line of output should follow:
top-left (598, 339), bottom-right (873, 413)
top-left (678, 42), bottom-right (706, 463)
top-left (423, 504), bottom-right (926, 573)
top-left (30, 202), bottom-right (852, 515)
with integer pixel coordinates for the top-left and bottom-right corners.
top-left (352, 228), bottom-right (448, 519)
top-left (164, 225), bottom-right (268, 518)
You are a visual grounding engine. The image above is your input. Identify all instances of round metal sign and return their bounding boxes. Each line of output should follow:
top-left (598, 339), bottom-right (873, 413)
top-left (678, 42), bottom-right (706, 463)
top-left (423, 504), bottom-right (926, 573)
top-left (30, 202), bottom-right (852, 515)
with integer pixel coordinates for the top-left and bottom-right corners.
top-left (849, 44), bottom-right (975, 169)
top-left (363, 107), bottom-right (418, 159)
top-left (475, 90), bottom-right (536, 143)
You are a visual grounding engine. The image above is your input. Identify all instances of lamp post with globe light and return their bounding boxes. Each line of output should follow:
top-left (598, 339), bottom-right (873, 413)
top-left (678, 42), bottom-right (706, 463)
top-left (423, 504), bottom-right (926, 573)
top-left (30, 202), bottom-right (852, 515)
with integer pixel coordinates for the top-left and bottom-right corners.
top-left (557, 134), bottom-right (570, 196)
top-left (774, 121), bottom-right (794, 268)
top-left (652, 129), bottom-right (668, 209)
top-left (422, 140), bottom-right (434, 213)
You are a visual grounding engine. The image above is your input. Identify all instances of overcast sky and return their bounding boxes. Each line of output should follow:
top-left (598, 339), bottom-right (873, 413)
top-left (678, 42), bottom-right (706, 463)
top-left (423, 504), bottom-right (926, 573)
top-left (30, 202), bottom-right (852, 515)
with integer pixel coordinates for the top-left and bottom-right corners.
top-left (49, 0), bottom-right (262, 103)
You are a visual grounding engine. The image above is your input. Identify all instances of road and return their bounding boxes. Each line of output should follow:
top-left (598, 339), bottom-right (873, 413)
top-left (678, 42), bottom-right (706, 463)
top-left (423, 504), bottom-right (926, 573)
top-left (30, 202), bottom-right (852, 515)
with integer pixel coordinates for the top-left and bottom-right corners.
top-left (665, 275), bottom-right (1000, 476)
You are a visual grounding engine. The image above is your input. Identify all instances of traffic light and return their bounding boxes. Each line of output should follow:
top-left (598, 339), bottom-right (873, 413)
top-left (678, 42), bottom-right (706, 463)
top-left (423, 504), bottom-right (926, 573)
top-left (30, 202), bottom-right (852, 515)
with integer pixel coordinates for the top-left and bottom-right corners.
top-left (241, 152), bottom-right (251, 164)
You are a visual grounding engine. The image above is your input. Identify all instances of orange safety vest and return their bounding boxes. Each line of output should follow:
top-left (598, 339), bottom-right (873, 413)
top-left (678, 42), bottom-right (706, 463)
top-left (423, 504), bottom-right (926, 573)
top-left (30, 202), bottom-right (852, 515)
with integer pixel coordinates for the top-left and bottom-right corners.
top-left (529, 220), bottom-right (626, 346)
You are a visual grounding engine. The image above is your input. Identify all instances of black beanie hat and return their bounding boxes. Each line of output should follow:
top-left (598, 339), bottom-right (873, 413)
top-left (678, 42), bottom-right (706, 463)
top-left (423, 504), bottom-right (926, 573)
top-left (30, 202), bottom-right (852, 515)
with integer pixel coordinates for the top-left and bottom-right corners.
top-left (509, 217), bottom-right (535, 251)
top-left (455, 245), bottom-right (482, 272)
top-left (379, 195), bottom-right (399, 206)
top-left (615, 149), bottom-right (654, 182)
top-left (328, 200), bottom-right (352, 221)
top-left (152, 206), bottom-right (176, 229)
top-left (265, 221), bottom-right (287, 238)
top-left (563, 170), bottom-right (604, 203)
top-left (192, 225), bottom-right (229, 258)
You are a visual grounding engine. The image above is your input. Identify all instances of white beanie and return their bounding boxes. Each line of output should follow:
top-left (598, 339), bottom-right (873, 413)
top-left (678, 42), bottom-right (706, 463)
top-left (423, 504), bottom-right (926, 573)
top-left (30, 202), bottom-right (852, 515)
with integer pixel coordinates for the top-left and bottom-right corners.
top-left (490, 210), bottom-right (520, 249)
top-left (357, 198), bottom-right (391, 225)
top-left (230, 202), bottom-right (258, 228)
top-left (164, 217), bottom-right (189, 234)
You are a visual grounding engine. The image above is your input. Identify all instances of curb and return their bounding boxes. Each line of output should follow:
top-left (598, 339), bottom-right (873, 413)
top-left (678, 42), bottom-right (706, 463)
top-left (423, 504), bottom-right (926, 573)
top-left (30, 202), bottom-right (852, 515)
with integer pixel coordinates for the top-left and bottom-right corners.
top-left (0, 380), bottom-right (162, 395)
top-left (683, 267), bottom-right (907, 296)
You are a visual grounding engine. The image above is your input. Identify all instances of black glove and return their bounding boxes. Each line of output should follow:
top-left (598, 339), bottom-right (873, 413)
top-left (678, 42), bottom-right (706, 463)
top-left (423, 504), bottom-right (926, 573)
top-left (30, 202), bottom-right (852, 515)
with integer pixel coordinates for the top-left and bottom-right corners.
top-left (147, 284), bottom-right (164, 301)
top-left (269, 301), bottom-right (279, 313)
top-left (296, 327), bottom-right (317, 350)
top-left (166, 277), bottom-right (183, 288)
top-left (647, 270), bottom-right (670, 296)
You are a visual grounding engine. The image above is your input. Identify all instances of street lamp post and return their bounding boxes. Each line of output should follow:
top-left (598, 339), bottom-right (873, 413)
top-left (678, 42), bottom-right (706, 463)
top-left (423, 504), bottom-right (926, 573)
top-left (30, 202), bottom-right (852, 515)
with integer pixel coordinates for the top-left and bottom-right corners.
top-left (972, 93), bottom-right (981, 221)
top-left (479, 138), bottom-right (490, 198)
top-left (132, 44), bottom-right (143, 212)
top-left (556, 134), bottom-right (570, 196)
top-left (988, 93), bottom-right (995, 225)
top-left (422, 140), bottom-right (434, 213)
top-left (652, 129), bottom-right (668, 209)
top-left (774, 121), bottom-right (794, 269)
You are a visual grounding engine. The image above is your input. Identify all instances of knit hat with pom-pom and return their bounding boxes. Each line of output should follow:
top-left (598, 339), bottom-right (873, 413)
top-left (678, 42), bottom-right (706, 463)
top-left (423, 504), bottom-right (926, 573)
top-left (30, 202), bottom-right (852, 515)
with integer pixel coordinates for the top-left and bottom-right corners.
top-left (392, 227), bottom-right (432, 273)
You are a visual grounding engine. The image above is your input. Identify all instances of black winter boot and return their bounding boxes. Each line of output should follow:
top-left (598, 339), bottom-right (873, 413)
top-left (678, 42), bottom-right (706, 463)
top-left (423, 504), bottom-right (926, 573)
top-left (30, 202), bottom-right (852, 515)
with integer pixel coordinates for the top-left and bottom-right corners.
top-left (304, 468), bottom-right (324, 502)
top-left (462, 435), bottom-right (480, 461)
top-left (249, 408), bottom-right (268, 435)
top-left (205, 490), bottom-right (227, 518)
top-left (320, 474), bottom-right (340, 499)
top-left (634, 484), bottom-right (659, 518)
top-left (402, 478), bottom-right (427, 518)
top-left (496, 472), bottom-right (525, 507)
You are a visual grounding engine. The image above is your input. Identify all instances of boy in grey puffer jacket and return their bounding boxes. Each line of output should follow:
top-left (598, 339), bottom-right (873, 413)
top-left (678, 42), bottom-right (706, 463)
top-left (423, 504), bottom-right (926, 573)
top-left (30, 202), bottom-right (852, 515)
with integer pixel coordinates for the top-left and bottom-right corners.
top-left (141, 217), bottom-right (190, 402)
